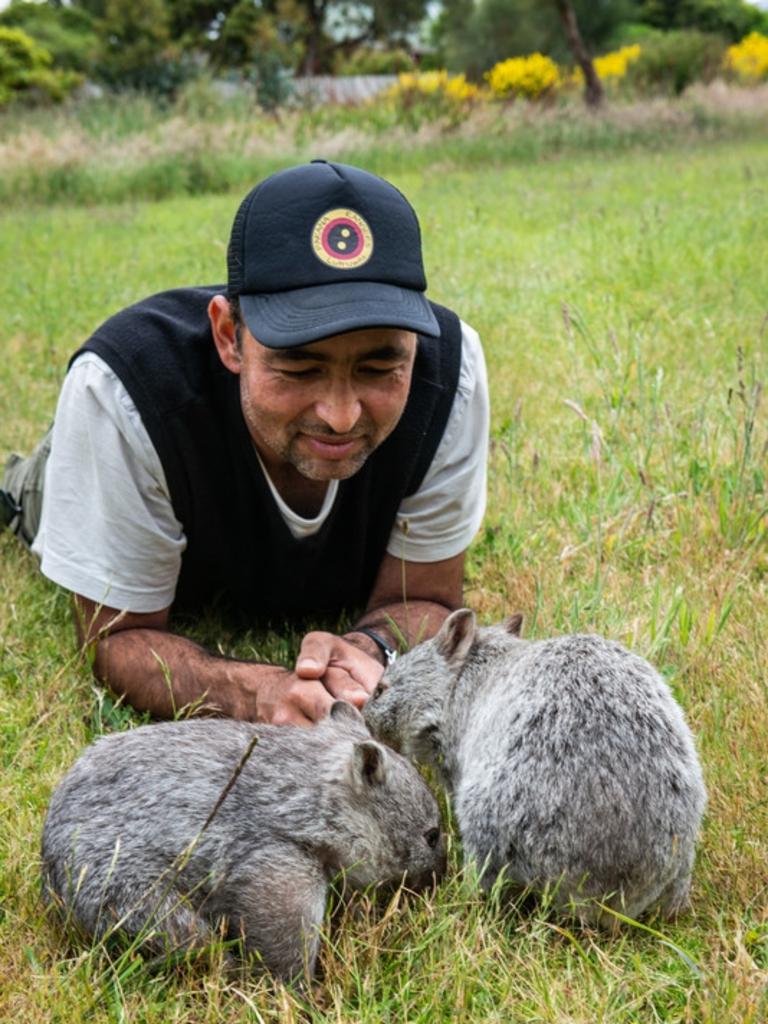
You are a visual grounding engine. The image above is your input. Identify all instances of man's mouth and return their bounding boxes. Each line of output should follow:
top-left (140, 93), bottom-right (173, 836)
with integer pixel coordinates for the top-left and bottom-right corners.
top-left (300, 434), bottom-right (365, 459)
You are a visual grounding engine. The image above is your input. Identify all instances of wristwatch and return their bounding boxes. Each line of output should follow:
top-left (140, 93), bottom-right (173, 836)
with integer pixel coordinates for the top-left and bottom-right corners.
top-left (354, 627), bottom-right (398, 667)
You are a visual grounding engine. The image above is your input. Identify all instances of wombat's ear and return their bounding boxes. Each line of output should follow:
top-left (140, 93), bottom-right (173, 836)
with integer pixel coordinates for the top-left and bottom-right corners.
top-left (330, 700), bottom-right (365, 727)
top-left (352, 741), bottom-right (387, 789)
top-left (435, 608), bottom-right (476, 668)
top-left (506, 613), bottom-right (523, 636)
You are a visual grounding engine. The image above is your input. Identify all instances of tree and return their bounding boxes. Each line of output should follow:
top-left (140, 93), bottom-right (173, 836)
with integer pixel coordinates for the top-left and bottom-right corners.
top-left (638, 0), bottom-right (768, 41)
top-left (2, 0), bottom-right (193, 94)
top-left (554, 0), bottom-right (603, 106)
top-left (203, 0), bottom-right (431, 75)
top-left (4, 0), bottom-right (433, 86)
top-left (0, 2), bottom-right (100, 73)
top-left (296, 0), bottom-right (431, 74)
top-left (436, 0), bottom-right (637, 79)
top-left (95, 0), bottom-right (199, 95)
top-left (208, 0), bottom-right (304, 109)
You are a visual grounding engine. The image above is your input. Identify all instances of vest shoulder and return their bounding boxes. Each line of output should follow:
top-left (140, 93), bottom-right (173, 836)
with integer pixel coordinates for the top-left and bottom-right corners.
top-left (73, 285), bottom-right (227, 409)
top-left (92, 285), bottom-right (222, 343)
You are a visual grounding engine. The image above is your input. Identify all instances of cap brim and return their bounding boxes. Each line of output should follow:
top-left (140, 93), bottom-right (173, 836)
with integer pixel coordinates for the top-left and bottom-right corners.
top-left (238, 280), bottom-right (440, 349)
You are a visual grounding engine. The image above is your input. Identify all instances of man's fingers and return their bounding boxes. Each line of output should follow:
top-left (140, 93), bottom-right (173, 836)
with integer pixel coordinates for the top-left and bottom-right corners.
top-left (322, 667), bottom-right (369, 707)
top-left (295, 631), bottom-right (384, 692)
top-left (295, 631), bottom-right (333, 679)
top-left (290, 678), bottom-right (335, 722)
top-left (258, 670), bottom-right (335, 726)
top-left (295, 659), bottom-right (323, 680)
top-left (270, 705), bottom-right (316, 727)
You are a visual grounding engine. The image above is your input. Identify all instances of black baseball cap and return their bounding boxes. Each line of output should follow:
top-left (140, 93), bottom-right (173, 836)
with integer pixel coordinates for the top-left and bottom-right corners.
top-left (226, 160), bottom-right (440, 348)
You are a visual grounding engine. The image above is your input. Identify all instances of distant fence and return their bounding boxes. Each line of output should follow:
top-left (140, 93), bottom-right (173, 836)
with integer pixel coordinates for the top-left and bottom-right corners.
top-left (292, 75), bottom-right (397, 105)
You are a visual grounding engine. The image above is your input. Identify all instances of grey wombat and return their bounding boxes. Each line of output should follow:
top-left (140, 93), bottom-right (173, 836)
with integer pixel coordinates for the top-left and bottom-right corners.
top-left (364, 610), bottom-right (706, 926)
top-left (41, 701), bottom-right (445, 981)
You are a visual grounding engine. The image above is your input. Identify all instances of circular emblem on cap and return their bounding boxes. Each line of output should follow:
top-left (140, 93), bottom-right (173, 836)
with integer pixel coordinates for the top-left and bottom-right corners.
top-left (311, 208), bottom-right (373, 270)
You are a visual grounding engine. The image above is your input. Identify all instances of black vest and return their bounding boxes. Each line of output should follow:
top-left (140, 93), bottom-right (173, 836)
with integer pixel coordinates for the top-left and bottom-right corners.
top-left (73, 286), bottom-right (462, 623)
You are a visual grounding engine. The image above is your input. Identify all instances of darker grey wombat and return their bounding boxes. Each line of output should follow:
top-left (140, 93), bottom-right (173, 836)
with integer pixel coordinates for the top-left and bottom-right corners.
top-left (364, 610), bottom-right (706, 926)
top-left (41, 701), bottom-right (445, 981)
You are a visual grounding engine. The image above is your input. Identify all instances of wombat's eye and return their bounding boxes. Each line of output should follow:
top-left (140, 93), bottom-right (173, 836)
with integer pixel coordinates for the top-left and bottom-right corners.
top-left (424, 827), bottom-right (441, 849)
top-left (372, 680), bottom-right (389, 701)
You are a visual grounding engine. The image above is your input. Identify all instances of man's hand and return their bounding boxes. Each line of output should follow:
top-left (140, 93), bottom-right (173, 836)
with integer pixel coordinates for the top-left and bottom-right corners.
top-left (245, 665), bottom-right (337, 726)
top-left (73, 595), bottom-right (339, 727)
top-left (294, 631), bottom-right (384, 709)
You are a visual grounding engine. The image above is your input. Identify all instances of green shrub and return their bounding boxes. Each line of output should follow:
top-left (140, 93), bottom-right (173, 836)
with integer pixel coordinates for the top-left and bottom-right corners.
top-left (251, 50), bottom-right (293, 111)
top-left (174, 74), bottom-right (256, 120)
top-left (90, 0), bottom-right (198, 99)
top-left (337, 46), bottom-right (415, 76)
top-left (0, 3), bottom-right (99, 74)
top-left (626, 29), bottom-right (727, 95)
top-left (638, 0), bottom-right (768, 43)
top-left (0, 25), bottom-right (81, 105)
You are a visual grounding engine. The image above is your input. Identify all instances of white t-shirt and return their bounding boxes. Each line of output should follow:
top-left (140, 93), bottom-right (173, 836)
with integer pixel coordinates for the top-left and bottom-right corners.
top-left (33, 321), bottom-right (489, 613)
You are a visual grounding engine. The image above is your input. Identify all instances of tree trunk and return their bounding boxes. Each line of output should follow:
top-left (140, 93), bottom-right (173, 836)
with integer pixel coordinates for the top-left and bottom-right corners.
top-left (300, 0), bottom-right (327, 76)
top-left (554, 0), bottom-right (604, 108)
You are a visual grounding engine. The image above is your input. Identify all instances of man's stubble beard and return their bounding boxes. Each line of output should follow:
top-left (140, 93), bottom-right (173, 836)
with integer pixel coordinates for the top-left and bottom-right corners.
top-left (287, 409), bottom-right (410, 480)
top-left (286, 432), bottom-right (376, 481)
top-left (241, 396), bottom-right (380, 481)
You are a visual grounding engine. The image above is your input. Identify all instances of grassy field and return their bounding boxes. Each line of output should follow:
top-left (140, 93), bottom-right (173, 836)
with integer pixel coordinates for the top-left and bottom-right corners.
top-left (1, 125), bottom-right (767, 1021)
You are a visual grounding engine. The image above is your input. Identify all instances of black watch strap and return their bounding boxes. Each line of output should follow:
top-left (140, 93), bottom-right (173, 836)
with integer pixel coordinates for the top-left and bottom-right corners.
top-left (353, 627), bottom-right (398, 667)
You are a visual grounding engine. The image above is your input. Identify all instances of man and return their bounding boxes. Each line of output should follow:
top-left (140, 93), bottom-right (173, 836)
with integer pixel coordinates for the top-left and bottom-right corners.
top-left (2, 160), bottom-right (488, 726)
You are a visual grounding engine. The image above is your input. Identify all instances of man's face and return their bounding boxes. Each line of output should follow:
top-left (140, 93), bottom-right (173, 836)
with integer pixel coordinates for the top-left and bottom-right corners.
top-left (237, 326), bottom-right (418, 481)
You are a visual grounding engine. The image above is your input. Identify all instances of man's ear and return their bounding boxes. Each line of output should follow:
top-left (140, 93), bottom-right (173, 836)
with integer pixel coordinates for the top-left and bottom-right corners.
top-left (208, 294), bottom-right (242, 374)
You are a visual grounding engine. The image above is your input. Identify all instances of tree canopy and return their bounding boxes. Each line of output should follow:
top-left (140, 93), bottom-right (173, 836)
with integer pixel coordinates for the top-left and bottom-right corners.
top-left (1, 0), bottom-right (766, 96)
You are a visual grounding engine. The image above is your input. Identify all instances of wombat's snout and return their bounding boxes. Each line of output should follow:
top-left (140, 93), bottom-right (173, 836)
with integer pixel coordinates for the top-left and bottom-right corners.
top-left (407, 824), bottom-right (447, 889)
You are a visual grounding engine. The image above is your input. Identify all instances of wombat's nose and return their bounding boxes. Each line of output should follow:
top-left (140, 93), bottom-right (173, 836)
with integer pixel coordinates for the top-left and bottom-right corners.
top-left (434, 846), bottom-right (447, 881)
top-left (409, 839), bottom-right (446, 889)
top-left (407, 865), bottom-right (444, 891)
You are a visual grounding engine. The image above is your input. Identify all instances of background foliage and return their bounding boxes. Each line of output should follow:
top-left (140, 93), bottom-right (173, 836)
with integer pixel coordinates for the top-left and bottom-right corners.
top-left (1, 0), bottom-right (768, 104)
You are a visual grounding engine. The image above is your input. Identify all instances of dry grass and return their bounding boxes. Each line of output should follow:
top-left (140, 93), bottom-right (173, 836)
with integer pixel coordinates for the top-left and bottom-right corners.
top-left (0, 82), bottom-right (767, 204)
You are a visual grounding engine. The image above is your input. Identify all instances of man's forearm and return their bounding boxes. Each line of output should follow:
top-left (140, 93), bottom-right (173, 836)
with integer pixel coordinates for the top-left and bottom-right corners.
top-left (91, 627), bottom-right (287, 720)
top-left (349, 600), bottom-right (454, 656)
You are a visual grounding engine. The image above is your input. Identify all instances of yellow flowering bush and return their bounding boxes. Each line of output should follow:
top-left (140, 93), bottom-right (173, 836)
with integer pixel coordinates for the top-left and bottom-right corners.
top-left (594, 44), bottom-right (641, 80)
top-left (387, 70), bottom-right (480, 104)
top-left (570, 44), bottom-right (641, 91)
top-left (380, 69), bottom-right (480, 128)
top-left (485, 53), bottom-right (561, 100)
top-left (724, 32), bottom-right (768, 82)
top-left (444, 72), bottom-right (480, 102)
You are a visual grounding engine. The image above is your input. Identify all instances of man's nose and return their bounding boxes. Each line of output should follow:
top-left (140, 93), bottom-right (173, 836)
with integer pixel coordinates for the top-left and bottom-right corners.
top-left (314, 381), bottom-right (362, 434)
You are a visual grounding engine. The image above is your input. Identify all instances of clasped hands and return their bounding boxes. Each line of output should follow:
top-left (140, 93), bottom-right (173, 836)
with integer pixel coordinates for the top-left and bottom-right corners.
top-left (262, 631), bottom-right (385, 727)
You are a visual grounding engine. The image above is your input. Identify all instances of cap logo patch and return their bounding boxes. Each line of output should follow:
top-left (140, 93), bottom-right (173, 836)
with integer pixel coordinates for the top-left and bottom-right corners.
top-left (312, 208), bottom-right (373, 270)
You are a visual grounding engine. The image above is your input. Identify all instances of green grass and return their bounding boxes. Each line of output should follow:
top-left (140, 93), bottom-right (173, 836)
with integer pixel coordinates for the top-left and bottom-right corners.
top-left (1, 127), bottom-right (767, 1021)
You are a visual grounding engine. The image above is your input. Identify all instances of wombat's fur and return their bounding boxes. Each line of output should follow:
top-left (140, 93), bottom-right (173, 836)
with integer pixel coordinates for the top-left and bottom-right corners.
top-left (41, 701), bottom-right (445, 982)
top-left (364, 610), bottom-right (706, 926)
